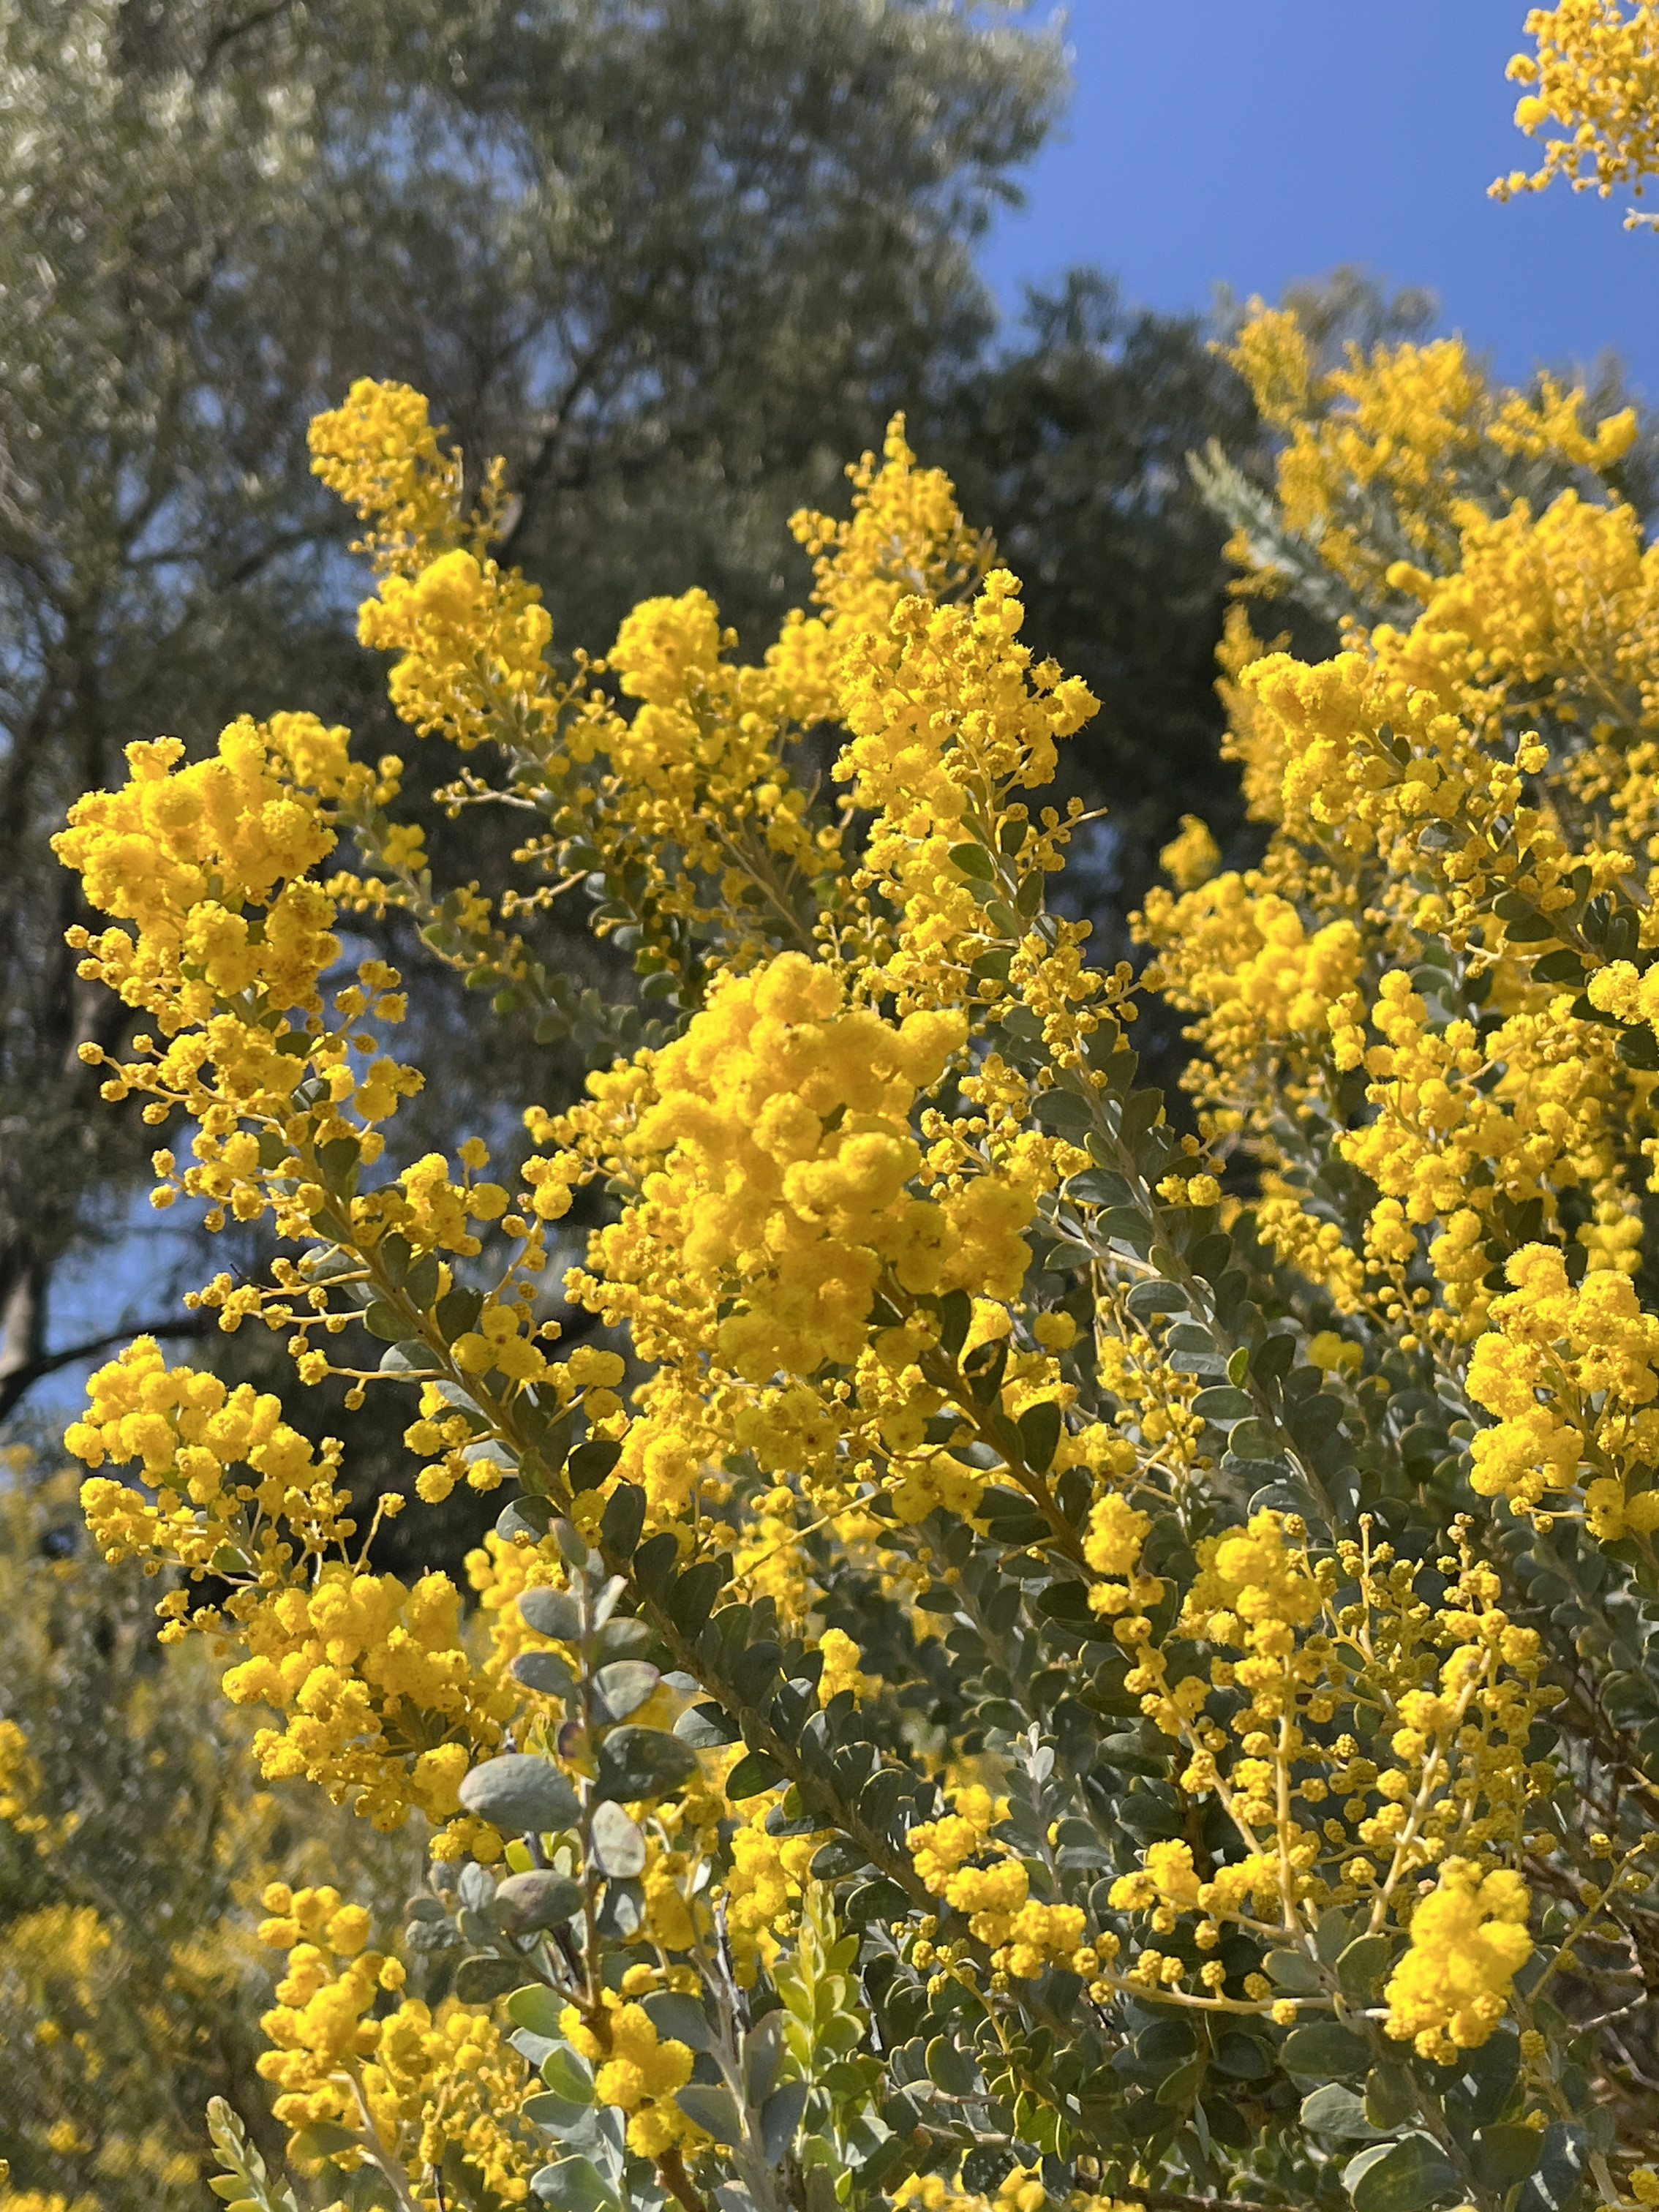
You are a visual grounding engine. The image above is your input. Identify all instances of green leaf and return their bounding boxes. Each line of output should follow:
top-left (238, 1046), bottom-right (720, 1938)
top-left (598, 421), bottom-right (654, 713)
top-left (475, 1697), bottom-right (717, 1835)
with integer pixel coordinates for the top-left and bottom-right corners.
top-left (405, 1251), bottom-right (442, 1307)
top-left (458, 1752), bottom-right (580, 1833)
top-left (1343, 2134), bottom-right (1457, 2212)
top-left (845, 1876), bottom-right (911, 1924)
top-left (1516, 2121), bottom-right (1587, 2212)
top-left (594, 1660), bottom-right (660, 1720)
top-left (674, 2085), bottom-right (741, 2143)
top-left (542, 2047), bottom-right (597, 2102)
top-left (522, 2091), bottom-right (592, 2132)
top-left (520, 1588), bottom-right (583, 1640)
top-left (1363, 2065), bottom-right (1415, 2130)
top-left (925, 2034), bottom-right (977, 2095)
top-left (453, 1953), bottom-right (524, 2002)
top-left (1154, 2057), bottom-right (1204, 2108)
top-left (361, 1299), bottom-right (407, 1340)
top-left (1336, 1933), bottom-right (1393, 1996)
top-left (436, 1283), bottom-right (484, 1340)
top-left (1264, 1948), bottom-right (1322, 1993)
top-left (1283, 2023), bottom-right (1370, 2077)
top-left (641, 1991), bottom-right (713, 2050)
top-left (530, 2155), bottom-right (619, 2212)
top-left (1017, 1400), bottom-right (1063, 1472)
top-left (1192, 1385), bottom-right (1254, 1421)
top-left (600, 1482), bottom-right (646, 1556)
top-left (1033, 1088), bottom-right (1094, 1133)
top-left (1125, 1276), bottom-right (1186, 1317)
top-left (569, 1438), bottom-right (622, 1491)
top-left (761, 2081), bottom-right (809, 2164)
top-left (948, 841), bottom-right (996, 881)
top-left (595, 1723), bottom-right (699, 1800)
top-left (667, 1558), bottom-right (726, 1634)
top-left (937, 1290), bottom-right (973, 1361)
top-left (507, 1985), bottom-right (569, 2036)
top-left (494, 1870), bottom-right (584, 1932)
top-left (1301, 2085), bottom-right (1384, 2140)
top-left (589, 1798), bottom-right (647, 1877)
top-left (724, 1748), bottom-right (785, 1797)
top-left (1473, 2123), bottom-right (1544, 2189)
top-left (511, 1649), bottom-right (577, 1698)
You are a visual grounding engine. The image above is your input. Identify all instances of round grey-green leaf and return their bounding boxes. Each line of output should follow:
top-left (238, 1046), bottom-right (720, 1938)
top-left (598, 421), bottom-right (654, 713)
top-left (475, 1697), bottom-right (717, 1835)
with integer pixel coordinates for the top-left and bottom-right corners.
top-left (458, 1753), bottom-right (579, 1834)
top-left (589, 1798), bottom-right (647, 1878)
top-left (595, 1724), bottom-right (699, 1802)
top-left (494, 1870), bottom-right (584, 1933)
top-left (511, 1650), bottom-right (577, 1699)
top-left (520, 1588), bottom-right (583, 1641)
top-left (594, 1660), bottom-right (659, 1720)
top-left (1343, 2134), bottom-right (1458, 2212)
top-left (453, 1953), bottom-right (524, 2002)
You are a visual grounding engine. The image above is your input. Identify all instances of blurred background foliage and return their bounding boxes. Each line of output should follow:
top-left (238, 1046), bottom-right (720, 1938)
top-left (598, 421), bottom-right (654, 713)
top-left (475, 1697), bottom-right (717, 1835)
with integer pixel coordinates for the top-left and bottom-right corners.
top-left (4, 1), bottom-right (1658, 2196)
top-left (0, 1448), bottom-right (411, 2208)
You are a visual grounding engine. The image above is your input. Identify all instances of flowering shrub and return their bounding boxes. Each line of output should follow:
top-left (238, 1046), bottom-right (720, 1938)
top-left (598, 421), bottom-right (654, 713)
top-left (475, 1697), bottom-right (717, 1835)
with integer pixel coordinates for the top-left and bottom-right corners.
top-left (23, 15), bottom-right (1659, 2212)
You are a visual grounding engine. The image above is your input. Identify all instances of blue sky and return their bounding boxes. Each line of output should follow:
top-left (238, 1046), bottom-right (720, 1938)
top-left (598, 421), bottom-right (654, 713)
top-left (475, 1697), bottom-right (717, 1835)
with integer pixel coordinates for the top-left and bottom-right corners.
top-left (979, 0), bottom-right (1659, 398)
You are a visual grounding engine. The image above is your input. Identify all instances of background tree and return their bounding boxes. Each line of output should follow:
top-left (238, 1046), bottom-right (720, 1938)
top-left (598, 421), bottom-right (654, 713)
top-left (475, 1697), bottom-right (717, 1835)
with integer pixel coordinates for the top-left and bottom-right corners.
top-left (0, 0), bottom-right (1065, 1415)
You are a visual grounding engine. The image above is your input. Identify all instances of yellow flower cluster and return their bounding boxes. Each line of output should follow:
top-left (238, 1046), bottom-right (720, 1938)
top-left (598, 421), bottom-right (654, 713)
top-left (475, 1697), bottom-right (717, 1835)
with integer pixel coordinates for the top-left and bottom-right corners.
top-left (256, 1885), bottom-right (537, 2203)
top-left (67, 1338), bottom-right (515, 1827)
top-left (1382, 1857), bottom-right (1534, 2063)
top-left (562, 1998), bottom-right (697, 2158)
top-left (1103, 1519), bottom-right (1550, 2017)
top-left (1494, 2), bottom-right (1659, 225)
top-left (1143, 306), bottom-right (1659, 1355)
top-left (563, 950), bottom-right (982, 1377)
top-left (0, 1717), bottom-right (45, 1834)
top-left (907, 1786), bottom-right (1086, 1980)
top-left (1466, 1242), bottom-right (1659, 1536)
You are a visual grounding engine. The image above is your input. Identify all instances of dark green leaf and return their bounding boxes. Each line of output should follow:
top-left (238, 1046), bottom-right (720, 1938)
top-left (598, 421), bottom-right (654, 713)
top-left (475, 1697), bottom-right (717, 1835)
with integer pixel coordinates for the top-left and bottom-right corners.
top-left (361, 1300), bottom-right (407, 1341)
top-left (1473, 2124), bottom-right (1543, 2189)
top-left (724, 1750), bottom-right (785, 1798)
top-left (568, 1439), bottom-right (622, 1491)
top-left (1344, 2135), bottom-right (1457, 2212)
top-left (668, 1560), bottom-right (726, 1635)
top-left (1017, 1401), bottom-right (1063, 1472)
top-left (436, 1284), bottom-right (484, 1341)
top-left (1336, 1933), bottom-right (1392, 1997)
top-left (452, 1953), bottom-right (524, 2002)
top-left (925, 2034), bottom-right (977, 2095)
top-left (600, 1483), bottom-right (646, 1556)
top-left (1283, 2023), bottom-right (1369, 2077)
top-left (1515, 2122), bottom-right (1587, 2212)
top-left (642, 1992), bottom-right (712, 2050)
top-left (761, 2081), bottom-right (809, 2164)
